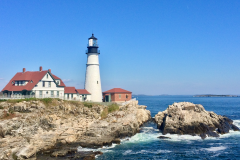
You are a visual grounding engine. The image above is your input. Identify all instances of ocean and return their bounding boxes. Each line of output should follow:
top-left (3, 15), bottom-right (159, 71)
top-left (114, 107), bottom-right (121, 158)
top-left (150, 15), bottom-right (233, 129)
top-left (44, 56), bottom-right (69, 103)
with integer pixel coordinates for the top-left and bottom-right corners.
top-left (79, 96), bottom-right (240, 160)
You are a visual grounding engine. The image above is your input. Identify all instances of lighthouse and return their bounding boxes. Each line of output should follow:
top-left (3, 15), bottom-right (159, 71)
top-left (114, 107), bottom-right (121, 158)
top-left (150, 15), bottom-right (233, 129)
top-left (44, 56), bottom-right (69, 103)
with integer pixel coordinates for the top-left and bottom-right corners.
top-left (84, 34), bottom-right (102, 102)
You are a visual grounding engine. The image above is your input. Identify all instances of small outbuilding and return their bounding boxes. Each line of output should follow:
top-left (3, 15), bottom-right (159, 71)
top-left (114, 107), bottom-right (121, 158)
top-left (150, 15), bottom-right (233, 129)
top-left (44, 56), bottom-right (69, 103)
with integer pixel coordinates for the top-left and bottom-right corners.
top-left (103, 88), bottom-right (132, 102)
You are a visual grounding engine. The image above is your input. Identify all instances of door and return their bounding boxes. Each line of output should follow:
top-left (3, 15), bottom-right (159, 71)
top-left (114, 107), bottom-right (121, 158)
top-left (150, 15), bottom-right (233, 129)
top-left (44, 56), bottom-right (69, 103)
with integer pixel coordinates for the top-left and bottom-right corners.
top-left (105, 95), bottom-right (109, 102)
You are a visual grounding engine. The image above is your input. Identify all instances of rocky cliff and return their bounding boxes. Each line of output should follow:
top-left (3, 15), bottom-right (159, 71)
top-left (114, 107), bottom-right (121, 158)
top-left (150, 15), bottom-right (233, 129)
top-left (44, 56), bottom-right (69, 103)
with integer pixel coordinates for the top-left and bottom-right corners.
top-left (154, 102), bottom-right (239, 139)
top-left (0, 99), bottom-right (151, 160)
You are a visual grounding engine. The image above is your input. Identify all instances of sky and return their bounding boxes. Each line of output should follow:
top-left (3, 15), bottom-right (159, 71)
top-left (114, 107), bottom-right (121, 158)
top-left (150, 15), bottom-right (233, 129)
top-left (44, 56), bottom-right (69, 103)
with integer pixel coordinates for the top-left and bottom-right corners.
top-left (0, 0), bottom-right (240, 95)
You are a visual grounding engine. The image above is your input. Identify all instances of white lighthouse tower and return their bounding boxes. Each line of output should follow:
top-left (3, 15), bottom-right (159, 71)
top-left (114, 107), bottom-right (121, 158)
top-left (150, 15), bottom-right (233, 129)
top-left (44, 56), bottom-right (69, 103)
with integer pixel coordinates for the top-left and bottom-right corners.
top-left (84, 34), bottom-right (102, 102)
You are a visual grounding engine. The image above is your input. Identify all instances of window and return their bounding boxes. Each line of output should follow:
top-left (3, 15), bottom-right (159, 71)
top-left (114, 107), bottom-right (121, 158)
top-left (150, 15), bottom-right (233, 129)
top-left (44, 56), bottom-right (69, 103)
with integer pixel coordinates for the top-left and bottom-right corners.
top-left (16, 81), bottom-right (19, 86)
top-left (31, 80), bottom-right (33, 83)
top-left (126, 94), bottom-right (128, 99)
top-left (46, 91), bottom-right (48, 94)
top-left (39, 91), bottom-right (42, 97)
top-left (119, 94), bottom-right (121, 99)
top-left (47, 74), bottom-right (48, 79)
top-left (71, 94), bottom-right (73, 99)
top-left (48, 82), bottom-right (51, 87)
top-left (56, 81), bottom-right (59, 85)
top-left (42, 81), bottom-right (45, 87)
top-left (12, 81), bottom-right (14, 84)
top-left (51, 91), bottom-right (54, 97)
top-left (67, 94), bottom-right (69, 99)
top-left (57, 91), bottom-right (59, 97)
top-left (97, 81), bottom-right (98, 84)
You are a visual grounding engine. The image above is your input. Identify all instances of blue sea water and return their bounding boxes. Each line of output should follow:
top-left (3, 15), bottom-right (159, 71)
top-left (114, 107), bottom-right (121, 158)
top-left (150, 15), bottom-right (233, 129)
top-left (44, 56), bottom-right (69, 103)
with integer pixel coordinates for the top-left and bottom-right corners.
top-left (80, 96), bottom-right (240, 160)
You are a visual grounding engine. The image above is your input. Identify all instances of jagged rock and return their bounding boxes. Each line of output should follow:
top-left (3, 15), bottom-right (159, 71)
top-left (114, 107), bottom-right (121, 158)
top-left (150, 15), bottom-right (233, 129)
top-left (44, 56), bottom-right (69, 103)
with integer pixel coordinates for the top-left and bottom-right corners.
top-left (0, 100), bottom-right (151, 159)
top-left (158, 136), bottom-right (171, 139)
top-left (155, 102), bottom-right (240, 139)
top-left (112, 138), bottom-right (121, 144)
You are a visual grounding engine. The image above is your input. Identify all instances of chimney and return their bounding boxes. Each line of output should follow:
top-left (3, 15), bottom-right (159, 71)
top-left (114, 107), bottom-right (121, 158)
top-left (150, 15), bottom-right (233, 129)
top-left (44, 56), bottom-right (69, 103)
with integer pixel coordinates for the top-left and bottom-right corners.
top-left (48, 69), bottom-right (51, 73)
top-left (23, 68), bottom-right (26, 73)
top-left (39, 66), bottom-right (42, 72)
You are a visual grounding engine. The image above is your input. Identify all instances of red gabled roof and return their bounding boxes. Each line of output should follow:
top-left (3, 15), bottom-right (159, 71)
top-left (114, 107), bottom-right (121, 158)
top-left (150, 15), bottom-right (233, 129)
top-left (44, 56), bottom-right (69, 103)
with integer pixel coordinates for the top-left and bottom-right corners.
top-left (2, 71), bottom-right (48, 91)
top-left (2, 70), bottom-right (66, 92)
top-left (76, 89), bottom-right (91, 95)
top-left (103, 88), bottom-right (132, 94)
top-left (64, 87), bottom-right (77, 94)
top-left (51, 74), bottom-right (66, 87)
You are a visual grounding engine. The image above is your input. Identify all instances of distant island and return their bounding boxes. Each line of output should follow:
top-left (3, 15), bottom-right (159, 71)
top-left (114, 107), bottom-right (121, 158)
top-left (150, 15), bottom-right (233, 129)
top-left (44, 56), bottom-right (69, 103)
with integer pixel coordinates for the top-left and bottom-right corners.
top-left (194, 95), bottom-right (240, 97)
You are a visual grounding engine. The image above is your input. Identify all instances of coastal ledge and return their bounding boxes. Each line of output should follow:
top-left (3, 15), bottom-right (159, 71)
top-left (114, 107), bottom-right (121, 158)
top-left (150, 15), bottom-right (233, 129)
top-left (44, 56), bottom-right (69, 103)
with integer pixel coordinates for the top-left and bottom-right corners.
top-left (154, 102), bottom-right (240, 139)
top-left (0, 99), bottom-right (151, 160)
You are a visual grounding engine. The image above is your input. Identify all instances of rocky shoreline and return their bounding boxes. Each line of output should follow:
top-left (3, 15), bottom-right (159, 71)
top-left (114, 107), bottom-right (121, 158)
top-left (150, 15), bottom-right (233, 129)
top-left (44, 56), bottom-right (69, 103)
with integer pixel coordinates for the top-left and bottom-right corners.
top-left (0, 99), bottom-right (151, 160)
top-left (155, 102), bottom-right (240, 139)
top-left (1, 99), bottom-right (239, 159)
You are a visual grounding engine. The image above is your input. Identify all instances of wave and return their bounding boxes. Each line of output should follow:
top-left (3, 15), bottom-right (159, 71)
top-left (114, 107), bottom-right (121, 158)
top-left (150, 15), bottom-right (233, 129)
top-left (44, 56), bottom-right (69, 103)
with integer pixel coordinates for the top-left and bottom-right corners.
top-left (78, 119), bottom-right (240, 157)
top-left (202, 146), bottom-right (227, 152)
top-left (123, 149), bottom-right (171, 155)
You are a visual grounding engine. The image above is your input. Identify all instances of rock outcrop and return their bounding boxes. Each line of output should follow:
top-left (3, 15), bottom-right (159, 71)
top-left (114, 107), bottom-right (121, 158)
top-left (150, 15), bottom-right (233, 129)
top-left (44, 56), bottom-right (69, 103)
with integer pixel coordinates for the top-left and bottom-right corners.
top-left (0, 99), bottom-right (151, 160)
top-left (154, 102), bottom-right (239, 139)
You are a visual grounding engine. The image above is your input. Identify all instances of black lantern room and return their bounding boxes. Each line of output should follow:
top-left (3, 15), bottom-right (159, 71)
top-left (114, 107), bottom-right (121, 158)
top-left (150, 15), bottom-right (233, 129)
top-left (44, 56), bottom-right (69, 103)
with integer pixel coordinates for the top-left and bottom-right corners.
top-left (87, 34), bottom-right (99, 54)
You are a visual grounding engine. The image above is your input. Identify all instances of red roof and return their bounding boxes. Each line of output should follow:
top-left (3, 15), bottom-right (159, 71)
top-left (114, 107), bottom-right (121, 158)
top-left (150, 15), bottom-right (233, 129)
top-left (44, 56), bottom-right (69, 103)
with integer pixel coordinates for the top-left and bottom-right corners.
top-left (103, 88), bottom-right (132, 94)
top-left (2, 70), bottom-right (65, 92)
top-left (76, 89), bottom-right (91, 95)
top-left (51, 74), bottom-right (66, 87)
top-left (2, 71), bottom-right (48, 91)
top-left (64, 87), bottom-right (77, 94)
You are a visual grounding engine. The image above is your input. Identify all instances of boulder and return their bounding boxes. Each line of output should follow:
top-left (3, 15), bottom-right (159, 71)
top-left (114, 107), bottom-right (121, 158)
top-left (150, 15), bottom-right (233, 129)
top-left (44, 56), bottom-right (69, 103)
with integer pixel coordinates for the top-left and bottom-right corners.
top-left (154, 102), bottom-right (240, 139)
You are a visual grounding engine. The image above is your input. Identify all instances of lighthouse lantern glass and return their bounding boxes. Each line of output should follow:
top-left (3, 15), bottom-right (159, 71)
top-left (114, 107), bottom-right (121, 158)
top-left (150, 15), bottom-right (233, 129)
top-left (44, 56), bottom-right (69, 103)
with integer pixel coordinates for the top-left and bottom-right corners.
top-left (88, 39), bottom-right (98, 47)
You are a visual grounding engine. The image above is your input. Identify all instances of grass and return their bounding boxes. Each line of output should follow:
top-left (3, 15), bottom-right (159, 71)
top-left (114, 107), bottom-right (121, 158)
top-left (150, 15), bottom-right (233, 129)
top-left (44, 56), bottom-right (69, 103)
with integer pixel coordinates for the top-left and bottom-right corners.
top-left (3, 98), bottom-right (61, 107)
top-left (40, 98), bottom-right (53, 106)
top-left (67, 100), bottom-right (81, 106)
top-left (83, 102), bottom-right (93, 108)
top-left (108, 103), bottom-right (119, 113)
top-left (101, 103), bottom-right (119, 119)
top-left (6, 98), bottom-right (38, 103)
top-left (101, 108), bottom-right (108, 119)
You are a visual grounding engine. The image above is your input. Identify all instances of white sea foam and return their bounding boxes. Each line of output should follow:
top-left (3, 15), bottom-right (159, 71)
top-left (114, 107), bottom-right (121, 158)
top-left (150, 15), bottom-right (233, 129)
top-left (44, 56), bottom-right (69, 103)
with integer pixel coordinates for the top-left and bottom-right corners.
top-left (233, 120), bottom-right (240, 128)
top-left (203, 146), bottom-right (227, 152)
top-left (78, 143), bottom-right (117, 153)
top-left (122, 149), bottom-right (171, 155)
top-left (123, 150), bottom-right (133, 155)
top-left (77, 146), bottom-right (97, 152)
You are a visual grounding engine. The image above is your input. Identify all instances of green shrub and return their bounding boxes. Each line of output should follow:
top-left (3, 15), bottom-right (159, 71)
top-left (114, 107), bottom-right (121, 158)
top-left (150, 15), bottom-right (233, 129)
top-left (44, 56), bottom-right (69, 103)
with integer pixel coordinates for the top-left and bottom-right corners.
top-left (0, 99), bottom-right (7, 102)
top-left (83, 102), bottom-right (93, 108)
top-left (0, 106), bottom-right (3, 109)
top-left (108, 103), bottom-right (119, 113)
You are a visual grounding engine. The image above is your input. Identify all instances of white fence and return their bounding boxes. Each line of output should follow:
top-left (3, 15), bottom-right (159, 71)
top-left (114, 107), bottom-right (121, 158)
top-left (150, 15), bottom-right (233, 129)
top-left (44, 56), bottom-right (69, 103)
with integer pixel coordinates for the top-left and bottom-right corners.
top-left (0, 95), bottom-right (83, 101)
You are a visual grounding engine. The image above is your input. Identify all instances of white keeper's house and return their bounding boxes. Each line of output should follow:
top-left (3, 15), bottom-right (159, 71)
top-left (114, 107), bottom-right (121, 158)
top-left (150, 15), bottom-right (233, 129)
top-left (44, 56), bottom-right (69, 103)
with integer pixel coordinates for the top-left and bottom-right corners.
top-left (1, 66), bottom-right (91, 101)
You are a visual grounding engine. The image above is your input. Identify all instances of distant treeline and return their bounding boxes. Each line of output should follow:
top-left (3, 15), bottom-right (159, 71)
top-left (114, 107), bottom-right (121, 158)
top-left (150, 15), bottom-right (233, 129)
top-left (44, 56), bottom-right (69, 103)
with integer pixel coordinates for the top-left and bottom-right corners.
top-left (194, 95), bottom-right (240, 97)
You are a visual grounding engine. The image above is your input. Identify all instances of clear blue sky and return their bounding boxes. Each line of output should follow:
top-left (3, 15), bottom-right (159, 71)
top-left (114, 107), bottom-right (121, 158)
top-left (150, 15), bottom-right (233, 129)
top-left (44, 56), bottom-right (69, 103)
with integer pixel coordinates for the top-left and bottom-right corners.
top-left (0, 0), bottom-right (240, 95)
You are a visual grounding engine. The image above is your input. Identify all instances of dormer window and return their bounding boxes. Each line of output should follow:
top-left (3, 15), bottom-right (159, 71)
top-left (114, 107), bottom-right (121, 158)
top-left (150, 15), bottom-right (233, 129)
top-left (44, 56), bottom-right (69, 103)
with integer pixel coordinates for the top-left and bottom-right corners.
top-left (31, 80), bottom-right (33, 83)
top-left (12, 81), bottom-right (14, 84)
top-left (47, 74), bottom-right (48, 79)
